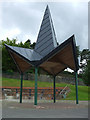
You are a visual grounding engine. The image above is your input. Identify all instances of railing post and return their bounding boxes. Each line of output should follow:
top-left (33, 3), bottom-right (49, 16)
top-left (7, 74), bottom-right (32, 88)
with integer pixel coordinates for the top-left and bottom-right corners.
top-left (75, 71), bottom-right (79, 104)
top-left (53, 76), bottom-right (56, 103)
top-left (34, 67), bottom-right (38, 105)
top-left (20, 73), bottom-right (23, 103)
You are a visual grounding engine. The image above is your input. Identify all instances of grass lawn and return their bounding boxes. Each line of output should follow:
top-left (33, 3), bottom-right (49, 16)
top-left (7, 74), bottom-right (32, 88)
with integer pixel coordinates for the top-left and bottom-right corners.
top-left (1, 77), bottom-right (89, 100)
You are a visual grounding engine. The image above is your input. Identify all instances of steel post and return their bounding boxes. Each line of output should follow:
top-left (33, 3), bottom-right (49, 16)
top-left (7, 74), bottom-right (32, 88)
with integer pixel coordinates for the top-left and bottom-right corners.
top-left (34, 67), bottom-right (38, 105)
top-left (75, 71), bottom-right (79, 104)
top-left (54, 76), bottom-right (56, 103)
top-left (20, 73), bottom-right (23, 103)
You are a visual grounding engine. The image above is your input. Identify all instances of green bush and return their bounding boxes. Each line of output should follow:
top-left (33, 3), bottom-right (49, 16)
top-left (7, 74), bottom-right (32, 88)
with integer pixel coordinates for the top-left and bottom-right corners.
top-left (82, 60), bottom-right (90, 86)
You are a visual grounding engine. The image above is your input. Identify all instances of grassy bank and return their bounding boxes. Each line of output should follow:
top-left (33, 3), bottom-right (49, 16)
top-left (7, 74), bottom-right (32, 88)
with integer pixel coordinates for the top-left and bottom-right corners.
top-left (1, 77), bottom-right (89, 100)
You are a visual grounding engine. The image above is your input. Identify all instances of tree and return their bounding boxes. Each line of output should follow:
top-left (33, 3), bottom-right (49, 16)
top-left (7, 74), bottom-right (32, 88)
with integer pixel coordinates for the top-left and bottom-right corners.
top-left (76, 46), bottom-right (81, 58)
top-left (30, 42), bottom-right (36, 49)
top-left (79, 49), bottom-right (90, 74)
top-left (82, 60), bottom-right (90, 86)
top-left (78, 48), bottom-right (90, 85)
top-left (24, 39), bottom-right (31, 48)
top-left (1, 38), bottom-right (17, 72)
top-left (80, 49), bottom-right (90, 62)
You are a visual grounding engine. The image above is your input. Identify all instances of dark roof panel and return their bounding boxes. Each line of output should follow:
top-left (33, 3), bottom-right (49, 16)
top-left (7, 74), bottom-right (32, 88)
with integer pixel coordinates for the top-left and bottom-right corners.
top-left (5, 44), bottom-right (43, 61)
top-left (38, 25), bottom-right (51, 37)
top-left (37, 40), bottom-right (53, 53)
top-left (35, 5), bottom-right (58, 56)
top-left (35, 34), bottom-right (52, 50)
top-left (40, 21), bottom-right (50, 31)
top-left (37, 30), bottom-right (52, 43)
top-left (40, 43), bottom-right (54, 56)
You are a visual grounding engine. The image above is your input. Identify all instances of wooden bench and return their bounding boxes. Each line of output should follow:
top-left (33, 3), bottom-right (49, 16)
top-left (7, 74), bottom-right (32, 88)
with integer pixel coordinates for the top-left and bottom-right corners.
top-left (0, 86), bottom-right (70, 100)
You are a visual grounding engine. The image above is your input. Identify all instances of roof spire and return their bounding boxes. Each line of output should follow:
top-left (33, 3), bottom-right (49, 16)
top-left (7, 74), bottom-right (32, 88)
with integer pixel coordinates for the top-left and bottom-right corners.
top-left (35, 5), bottom-right (58, 56)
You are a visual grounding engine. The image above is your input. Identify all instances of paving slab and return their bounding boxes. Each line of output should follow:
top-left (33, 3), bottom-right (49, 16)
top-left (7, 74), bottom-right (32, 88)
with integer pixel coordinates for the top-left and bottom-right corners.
top-left (1, 99), bottom-right (88, 118)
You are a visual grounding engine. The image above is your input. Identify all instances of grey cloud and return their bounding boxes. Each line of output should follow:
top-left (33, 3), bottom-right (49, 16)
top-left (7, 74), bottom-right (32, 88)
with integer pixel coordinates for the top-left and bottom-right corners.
top-left (48, 2), bottom-right (88, 50)
top-left (1, 2), bottom-right (88, 50)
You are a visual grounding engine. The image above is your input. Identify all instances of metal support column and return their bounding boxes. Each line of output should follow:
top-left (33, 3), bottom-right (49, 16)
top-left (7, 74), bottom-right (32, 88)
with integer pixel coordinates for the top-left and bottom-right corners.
top-left (75, 71), bottom-right (79, 104)
top-left (34, 67), bottom-right (38, 105)
top-left (20, 73), bottom-right (23, 103)
top-left (53, 76), bottom-right (56, 103)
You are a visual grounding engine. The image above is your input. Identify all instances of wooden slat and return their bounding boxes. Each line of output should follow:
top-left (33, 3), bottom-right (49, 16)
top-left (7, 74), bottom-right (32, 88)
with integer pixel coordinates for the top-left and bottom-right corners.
top-left (10, 52), bottom-right (31, 73)
top-left (49, 44), bottom-right (75, 70)
top-left (40, 61), bottom-right (65, 75)
top-left (40, 44), bottom-right (76, 75)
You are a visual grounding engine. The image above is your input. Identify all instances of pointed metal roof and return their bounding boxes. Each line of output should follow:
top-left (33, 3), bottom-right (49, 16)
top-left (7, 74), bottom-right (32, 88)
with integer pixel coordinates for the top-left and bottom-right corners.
top-left (35, 5), bottom-right (58, 56)
top-left (5, 5), bottom-right (79, 74)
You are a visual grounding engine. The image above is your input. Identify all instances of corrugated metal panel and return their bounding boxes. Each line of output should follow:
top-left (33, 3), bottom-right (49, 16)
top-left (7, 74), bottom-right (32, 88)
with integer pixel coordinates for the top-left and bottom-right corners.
top-left (35, 5), bottom-right (58, 56)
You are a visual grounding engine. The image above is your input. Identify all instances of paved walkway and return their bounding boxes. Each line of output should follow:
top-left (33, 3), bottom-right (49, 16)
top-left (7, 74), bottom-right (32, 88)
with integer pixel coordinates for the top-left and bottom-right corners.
top-left (1, 99), bottom-right (88, 118)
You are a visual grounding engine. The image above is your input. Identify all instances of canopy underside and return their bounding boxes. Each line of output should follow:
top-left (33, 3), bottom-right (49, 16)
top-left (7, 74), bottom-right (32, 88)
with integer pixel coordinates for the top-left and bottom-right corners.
top-left (39, 43), bottom-right (76, 76)
top-left (5, 34), bottom-right (78, 76)
top-left (10, 51), bottom-right (32, 73)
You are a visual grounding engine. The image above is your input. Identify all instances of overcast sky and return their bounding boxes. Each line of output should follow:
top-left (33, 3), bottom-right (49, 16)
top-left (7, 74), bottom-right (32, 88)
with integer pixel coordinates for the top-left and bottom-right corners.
top-left (0, 1), bottom-right (88, 50)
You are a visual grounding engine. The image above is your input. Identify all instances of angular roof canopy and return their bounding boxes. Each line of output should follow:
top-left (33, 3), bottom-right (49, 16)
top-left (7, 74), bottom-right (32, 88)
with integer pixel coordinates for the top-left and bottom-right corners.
top-left (38, 35), bottom-right (79, 75)
top-left (5, 44), bottom-right (43, 73)
top-left (5, 5), bottom-right (79, 75)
